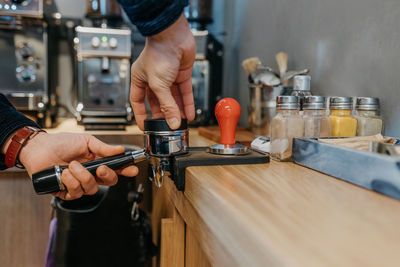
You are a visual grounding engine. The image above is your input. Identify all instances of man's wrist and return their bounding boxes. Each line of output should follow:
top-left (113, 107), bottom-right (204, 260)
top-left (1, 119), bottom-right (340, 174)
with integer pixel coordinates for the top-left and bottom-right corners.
top-left (3, 127), bottom-right (45, 168)
top-left (18, 131), bottom-right (46, 169)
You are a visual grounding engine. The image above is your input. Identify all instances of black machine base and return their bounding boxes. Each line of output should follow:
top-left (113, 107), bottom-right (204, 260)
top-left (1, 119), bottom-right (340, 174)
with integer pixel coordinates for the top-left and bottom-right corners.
top-left (169, 147), bottom-right (269, 191)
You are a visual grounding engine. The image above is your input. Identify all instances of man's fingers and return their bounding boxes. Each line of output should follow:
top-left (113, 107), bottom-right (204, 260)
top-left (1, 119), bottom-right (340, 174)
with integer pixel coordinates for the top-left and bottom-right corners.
top-left (130, 63), bottom-right (148, 130)
top-left (86, 135), bottom-right (124, 158)
top-left (69, 161), bottom-right (98, 195)
top-left (148, 79), bottom-right (181, 129)
top-left (178, 77), bottom-right (195, 121)
top-left (146, 87), bottom-right (163, 118)
top-left (61, 168), bottom-right (84, 199)
top-left (96, 165), bottom-right (118, 186)
top-left (117, 165), bottom-right (139, 177)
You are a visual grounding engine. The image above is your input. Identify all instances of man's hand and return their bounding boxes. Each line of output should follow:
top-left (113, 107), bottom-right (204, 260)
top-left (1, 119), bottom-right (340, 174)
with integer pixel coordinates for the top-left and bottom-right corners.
top-left (18, 132), bottom-right (138, 200)
top-left (130, 14), bottom-right (196, 130)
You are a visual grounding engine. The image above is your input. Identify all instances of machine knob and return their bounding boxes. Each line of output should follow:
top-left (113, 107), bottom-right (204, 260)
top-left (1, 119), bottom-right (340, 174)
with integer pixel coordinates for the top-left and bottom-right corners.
top-left (207, 98), bottom-right (249, 155)
top-left (91, 37), bottom-right (100, 48)
top-left (109, 37), bottom-right (118, 49)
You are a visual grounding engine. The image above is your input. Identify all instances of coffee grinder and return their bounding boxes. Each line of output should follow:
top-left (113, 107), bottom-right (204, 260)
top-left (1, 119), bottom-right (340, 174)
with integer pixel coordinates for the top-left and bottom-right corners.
top-left (0, 0), bottom-right (59, 127)
top-left (185, 0), bottom-right (223, 125)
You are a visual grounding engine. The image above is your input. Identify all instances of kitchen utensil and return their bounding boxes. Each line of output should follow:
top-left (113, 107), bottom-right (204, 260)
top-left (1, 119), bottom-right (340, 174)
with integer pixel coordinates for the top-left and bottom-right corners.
top-left (247, 84), bottom-right (282, 136)
top-left (32, 149), bottom-right (148, 195)
top-left (242, 57), bottom-right (261, 76)
top-left (207, 98), bottom-right (249, 155)
top-left (281, 69), bottom-right (310, 82)
top-left (275, 52), bottom-right (288, 86)
top-left (251, 68), bottom-right (281, 86)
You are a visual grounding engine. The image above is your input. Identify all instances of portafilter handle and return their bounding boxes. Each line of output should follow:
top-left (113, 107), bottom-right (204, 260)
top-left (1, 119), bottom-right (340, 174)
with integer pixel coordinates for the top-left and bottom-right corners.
top-left (32, 149), bottom-right (148, 195)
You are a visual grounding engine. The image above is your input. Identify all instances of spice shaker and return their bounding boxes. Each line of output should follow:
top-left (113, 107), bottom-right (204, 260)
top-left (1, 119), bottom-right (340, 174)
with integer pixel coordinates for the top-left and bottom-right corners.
top-left (329, 97), bottom-right (357, 137)
top-left (270, 96), bottom-right (304, 161)
top-left (303, 96), bottom-right (331, 138)
top-left (291, 75), bottom-right (312, 111)
top-left (354, 97), bottom-right (383, 136)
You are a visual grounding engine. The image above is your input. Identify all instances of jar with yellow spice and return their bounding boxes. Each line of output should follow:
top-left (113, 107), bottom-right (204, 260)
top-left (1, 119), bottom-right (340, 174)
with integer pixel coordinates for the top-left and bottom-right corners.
top-left (329, 97), bottom-right (357, 137)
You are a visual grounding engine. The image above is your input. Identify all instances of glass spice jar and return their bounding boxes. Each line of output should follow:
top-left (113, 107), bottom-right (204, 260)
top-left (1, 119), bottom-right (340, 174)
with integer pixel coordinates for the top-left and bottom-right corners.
top-left (270, 96), bottom-right (304, 161)
top-left (303, 96), bottom-right (331, 138)
top-left (329, 97), bottom-right (357, 137)
top-left (354, 97), bottom-right (383, 136)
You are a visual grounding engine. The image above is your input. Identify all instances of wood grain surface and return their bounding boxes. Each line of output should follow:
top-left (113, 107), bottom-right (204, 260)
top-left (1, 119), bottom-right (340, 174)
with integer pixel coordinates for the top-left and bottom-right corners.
top-left (183, 161), bottom-right (400, 267)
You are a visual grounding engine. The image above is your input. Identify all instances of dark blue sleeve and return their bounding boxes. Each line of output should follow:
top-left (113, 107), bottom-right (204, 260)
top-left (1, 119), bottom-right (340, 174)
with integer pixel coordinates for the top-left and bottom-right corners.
top-left (118, 0), bottom-right (189, 36)
top-left (0, 94), bottom-right (40, 170)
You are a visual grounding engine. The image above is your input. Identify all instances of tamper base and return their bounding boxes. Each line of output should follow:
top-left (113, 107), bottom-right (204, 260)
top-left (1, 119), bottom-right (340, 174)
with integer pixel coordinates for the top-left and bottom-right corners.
top-left (207, 143), bottom-right (249, 155)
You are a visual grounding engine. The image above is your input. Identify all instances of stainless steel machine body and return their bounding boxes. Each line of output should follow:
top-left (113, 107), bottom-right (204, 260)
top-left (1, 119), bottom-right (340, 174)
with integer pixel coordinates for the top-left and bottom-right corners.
top-left (0, 0), bottom-right (58, 126)
top-left (75, 26), bottom-right (133, 130)
top-left (190, 30), bottom-right (223, 125)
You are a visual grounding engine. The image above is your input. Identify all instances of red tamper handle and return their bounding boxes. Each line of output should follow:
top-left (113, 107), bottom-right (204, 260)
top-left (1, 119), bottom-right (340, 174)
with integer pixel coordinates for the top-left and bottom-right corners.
top-left (215, 98), bottom-right (241, 146)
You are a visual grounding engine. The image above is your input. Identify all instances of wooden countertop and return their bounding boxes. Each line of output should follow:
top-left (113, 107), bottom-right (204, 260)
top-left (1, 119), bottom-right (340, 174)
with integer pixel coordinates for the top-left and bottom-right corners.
top-left (170, 131), bottom-right (400, 267)
top-left (4, 119), bottom-right (400, 266)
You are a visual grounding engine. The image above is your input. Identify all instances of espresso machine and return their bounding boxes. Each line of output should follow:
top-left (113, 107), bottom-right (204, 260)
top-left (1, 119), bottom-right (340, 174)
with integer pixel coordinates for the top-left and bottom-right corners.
top-left (75, 26), bottom-right (133, 130)
top-left (185, 0), bottom-right (223, 125)
top-left (0, 0), bottom-right (58, 127)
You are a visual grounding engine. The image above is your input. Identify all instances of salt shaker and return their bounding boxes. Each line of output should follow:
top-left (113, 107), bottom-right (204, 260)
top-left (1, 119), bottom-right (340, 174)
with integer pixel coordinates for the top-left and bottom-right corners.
top-left (354, 97), bottom-right (383, 136)
top-left (303, 96), bottom-right (331, 138)
top-left (270, 96), bottom-right (304, 161)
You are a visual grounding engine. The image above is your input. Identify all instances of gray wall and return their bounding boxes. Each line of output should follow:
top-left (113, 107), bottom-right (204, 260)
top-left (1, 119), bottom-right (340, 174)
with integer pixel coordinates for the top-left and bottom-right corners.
top-left (222, 0), bottom-right (400, 137)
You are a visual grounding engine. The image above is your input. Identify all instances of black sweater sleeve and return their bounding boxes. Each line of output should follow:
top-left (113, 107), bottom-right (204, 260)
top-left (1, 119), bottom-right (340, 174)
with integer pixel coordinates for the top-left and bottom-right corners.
top-left (118, 0), bottom-right (189, 36)
top-left (0, 94), bottom-right (40, 170)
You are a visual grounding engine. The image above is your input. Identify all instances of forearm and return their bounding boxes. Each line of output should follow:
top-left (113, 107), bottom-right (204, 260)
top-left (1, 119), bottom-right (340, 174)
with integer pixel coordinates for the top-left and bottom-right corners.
top-left (118, 0), bottom-right (189, 36)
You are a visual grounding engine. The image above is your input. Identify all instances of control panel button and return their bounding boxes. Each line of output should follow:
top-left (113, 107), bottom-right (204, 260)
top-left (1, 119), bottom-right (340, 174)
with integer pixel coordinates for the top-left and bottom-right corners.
top-left (109, 37), bottom-right (118, 49)
top-left (91, 37), bottom-right (100, 48)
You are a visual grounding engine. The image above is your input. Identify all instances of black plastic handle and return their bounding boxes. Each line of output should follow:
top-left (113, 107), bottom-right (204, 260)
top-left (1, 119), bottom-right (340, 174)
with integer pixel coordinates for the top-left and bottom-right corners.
top-left (32, 149), bottom-right (148, 195)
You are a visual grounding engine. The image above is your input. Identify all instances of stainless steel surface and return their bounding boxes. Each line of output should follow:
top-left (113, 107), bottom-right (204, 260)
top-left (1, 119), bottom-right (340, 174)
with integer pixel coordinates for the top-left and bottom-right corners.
top-left (251, 67), bottom-right (281, 87)
top-left (280, 69), bottom-right (309, 82)
top-left (276, 95), bottom-right (299, 110)
top-left (0, 23), bottom-right (48, 109)
top-left (207, 143), bottom-right (250, 155)
top-left (192, 59), bottom-right (210, 121)
top-left (329, 96), bottom-right (353, 110)
top-left (144, 129), bottom-right (189, 158)
top-left (0, 0), bottom-right (43, 17)
top-left (76, 26), bottom-right (132, 126)
top-left (293, 75), bottom-right (311, 91)
top-left (192, 30), bottom-right (208, 59)
top-left (248, 84), bottom-right (282, 135)
top-left (76, 26), bottom-right (131, 58)
top-left (303, 96), bottom-right (326, 110)
top-left (356, 97), bottom-right (380, 111)
top-left (184, 0), bottom-right (213, 22)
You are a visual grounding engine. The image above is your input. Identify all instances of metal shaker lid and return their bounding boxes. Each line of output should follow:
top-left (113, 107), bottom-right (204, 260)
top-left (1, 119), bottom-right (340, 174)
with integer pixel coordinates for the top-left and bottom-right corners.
top-left (329, 96), bottom-right (353, 109)
top-left (303, 96), bottom-right (326, 110)
top-left (293, 75), bottom-right (311, 91)
top-left (276, 95), bottom-right (299, 109)
top-left (356, 97), bottom-right (380, 111)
